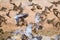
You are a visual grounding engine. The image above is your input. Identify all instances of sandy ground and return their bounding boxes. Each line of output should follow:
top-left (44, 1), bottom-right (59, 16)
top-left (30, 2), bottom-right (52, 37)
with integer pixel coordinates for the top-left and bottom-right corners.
top-left (0, 0), bottom-right (60, 40)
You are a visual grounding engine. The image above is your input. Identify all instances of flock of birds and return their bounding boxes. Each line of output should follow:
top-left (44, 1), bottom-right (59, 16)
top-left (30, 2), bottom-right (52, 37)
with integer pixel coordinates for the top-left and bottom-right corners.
top-left (0, 0), bottom-right (60, 40)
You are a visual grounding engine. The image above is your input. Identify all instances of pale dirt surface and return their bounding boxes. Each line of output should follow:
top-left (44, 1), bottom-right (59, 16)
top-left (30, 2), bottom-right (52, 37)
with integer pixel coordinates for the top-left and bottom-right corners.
top-left (0, 0), bottom-right (60, 40)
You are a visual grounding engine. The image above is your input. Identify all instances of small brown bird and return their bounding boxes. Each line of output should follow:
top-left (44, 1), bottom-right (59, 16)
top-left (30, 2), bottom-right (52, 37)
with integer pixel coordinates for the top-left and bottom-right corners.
top-left (36, 4), bottom-right (42, 10)
top-left (45, 5), bottom-right (53, 12)
top-left (53, 8), bottom-right (60, 19)
top-left (47, 18), bottom-right (55, 24)
top-left (18, 3), bottom-right (22, 9)
top-left (10, 3), bottom-right (18, 11)
top-left (18, 3), bottom-right (24, 12)
top-left (10, 2), bottom-right (24, 11)
top-left (31, 5), bottom-right (36, 11)
top-left (50, 1), bottom-right (60, 7)
top-left (0, 7), bottom-right (7, 12)
top-left (0, 15), bottom-right (7, 27)
top-left (42, 9), bottom-right (50, 16)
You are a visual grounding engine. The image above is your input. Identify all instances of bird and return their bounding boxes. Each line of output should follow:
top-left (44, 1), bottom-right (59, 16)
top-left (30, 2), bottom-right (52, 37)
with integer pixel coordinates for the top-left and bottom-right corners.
top-left (10, 3), bottom-right (18, 11)
top-left (53, 8), bottom-right (60, 19)
top-left (47, 18), bottom-right (55, 24)
top-left (10, 0), bottom-right (17, 11)
top-left (18, 3), bottom-right (24, 13)
top-left (0, 15), bottom-right (7, 26)
top-left (36, 4), bottom-right (42, 10)
top-left (42, 6), bottom-right (51, 15)
top-left (45, 5), bottom-right (53, 12)
top-left (42, 9), bottom-right (50, 16)
top-left (50, 1), bottom-right (60, 7)
top-left (14, 13), bottom-right (28, 26)
top-left (28, 3), bottom-right (37, 11)
top-left (0, 7), bottom-right (7, 12)
top-left (31, 5), bottom-right (36, 11)
top-left (18, 3), bottom-right (22, 9)
top-left (10, 2), bottom-right (24, 12)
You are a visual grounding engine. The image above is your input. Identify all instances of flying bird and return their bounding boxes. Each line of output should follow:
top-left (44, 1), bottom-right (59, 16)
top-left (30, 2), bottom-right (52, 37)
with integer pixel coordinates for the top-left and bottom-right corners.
top-left (10, 2), bottom-right (24, 11)
top-left (18, 3), bottom-right (24, 13)
top-left (50, 1), bottom-right (60, 7)
top-left (47, 18), bottom-right (55, 24)
top-left (18, 3), bottom-right (22, 9)
top-left (31, 5), bottom-right (36, 11)
top-left (53, 8), bottom-right (60, 19)
top-left (36, 4), bottom-right (42, 10)
top-left (42, 9), bottom-right (50, 16)
top-left (14, 13), bottom-right (28, 26)
top-left (45, 5), bottom-right (53, 12)
top-left (0, 7), bottom-right (7, 11)
top-left (10, 3), bottom-right (18, 11)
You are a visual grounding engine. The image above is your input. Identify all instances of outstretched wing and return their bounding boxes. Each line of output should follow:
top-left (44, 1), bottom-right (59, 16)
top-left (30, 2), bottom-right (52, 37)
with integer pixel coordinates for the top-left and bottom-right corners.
top-left (11, 3), bottom-right (18, 11)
